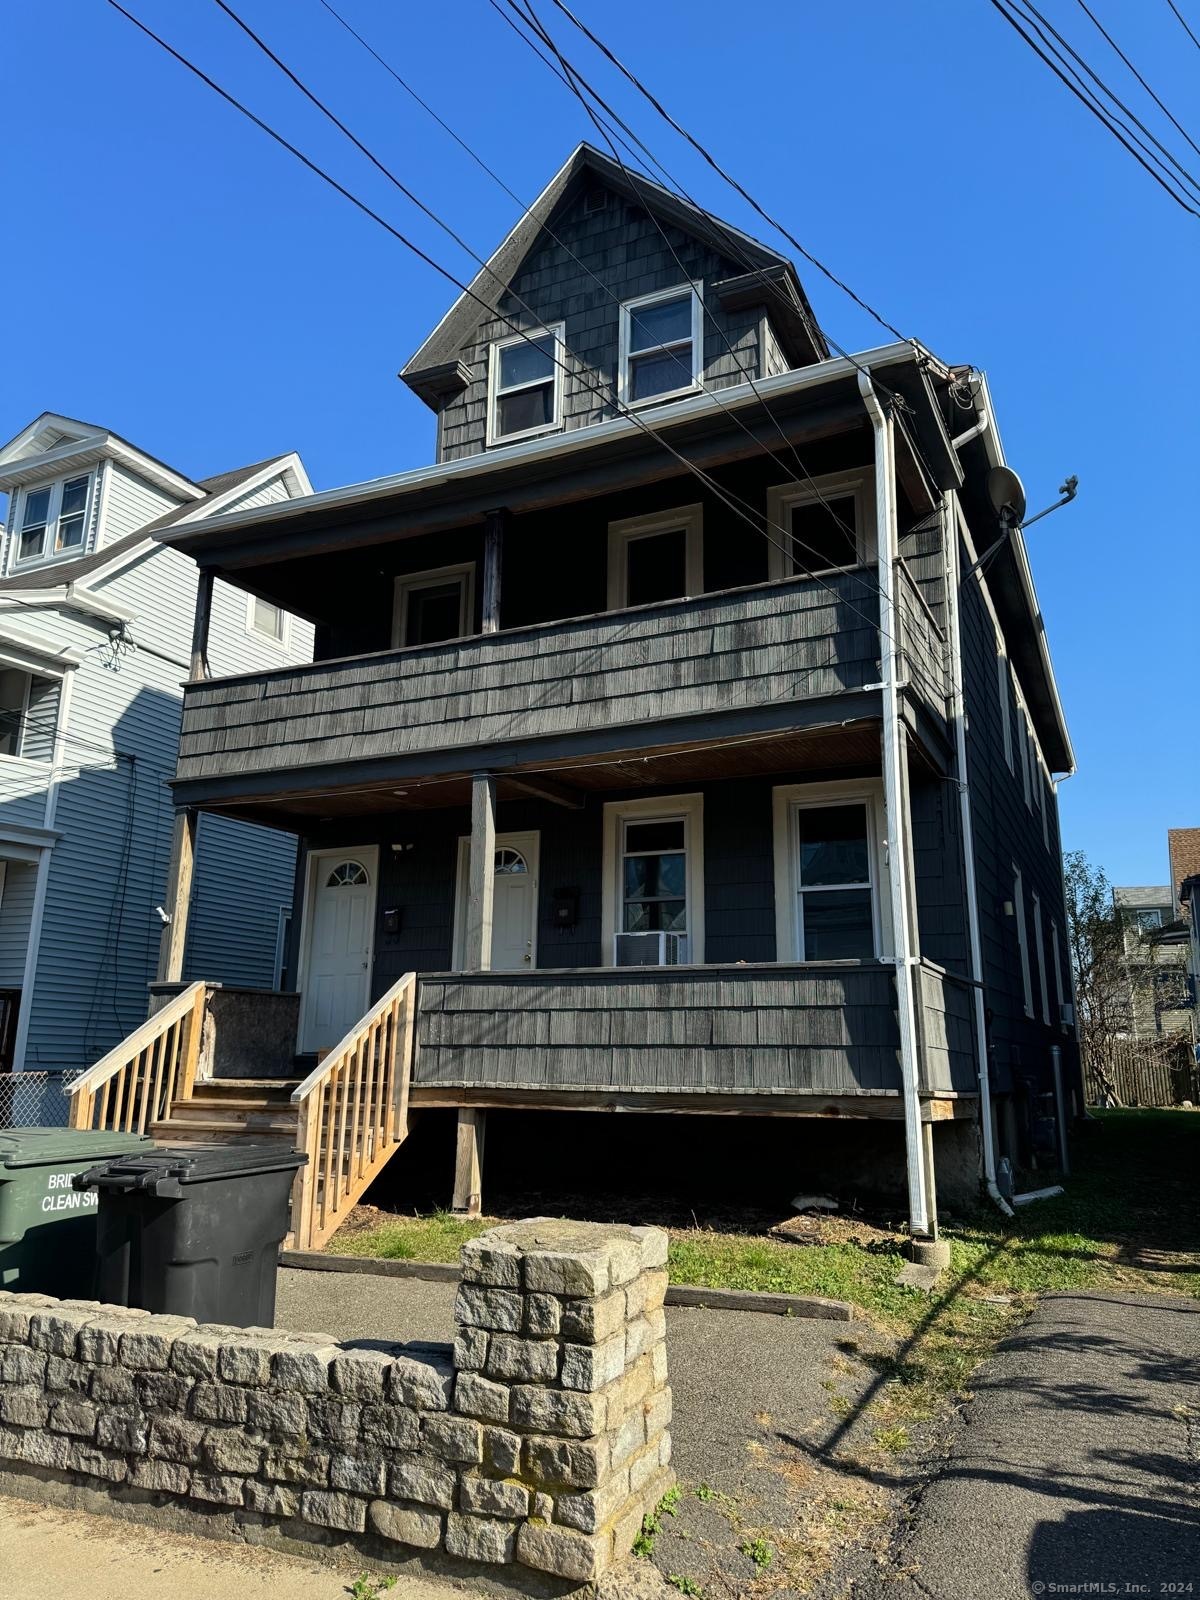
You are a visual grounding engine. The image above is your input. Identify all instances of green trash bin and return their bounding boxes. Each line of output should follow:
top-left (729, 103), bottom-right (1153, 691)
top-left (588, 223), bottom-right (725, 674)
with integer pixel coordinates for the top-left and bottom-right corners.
top-left (0, 1128), bottom-right (156, 1298)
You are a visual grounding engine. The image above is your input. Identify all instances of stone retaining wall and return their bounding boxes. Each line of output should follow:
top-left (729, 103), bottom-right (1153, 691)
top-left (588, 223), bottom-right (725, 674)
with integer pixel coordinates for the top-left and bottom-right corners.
top-left (0, 1219), bottom-right (672, 1586)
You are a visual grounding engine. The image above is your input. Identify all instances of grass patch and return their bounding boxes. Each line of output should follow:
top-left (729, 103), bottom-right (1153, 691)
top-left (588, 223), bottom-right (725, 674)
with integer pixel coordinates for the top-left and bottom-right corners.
top-left (327, 1111), bottom-right (1199, 1417)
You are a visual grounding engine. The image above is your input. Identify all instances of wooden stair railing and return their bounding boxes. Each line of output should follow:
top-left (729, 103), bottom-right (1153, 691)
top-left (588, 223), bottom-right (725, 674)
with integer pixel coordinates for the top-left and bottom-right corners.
top-left (68, 982), bottom-right (208, 1134)
top-left (289, 973), bottom-right (417, 1251)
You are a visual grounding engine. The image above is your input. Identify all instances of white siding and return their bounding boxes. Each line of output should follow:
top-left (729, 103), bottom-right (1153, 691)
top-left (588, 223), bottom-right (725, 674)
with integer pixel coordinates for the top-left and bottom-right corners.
top-left (221, 473), bottom-right (291, 514)
top-left (100, 464), bottom-right (182, 545)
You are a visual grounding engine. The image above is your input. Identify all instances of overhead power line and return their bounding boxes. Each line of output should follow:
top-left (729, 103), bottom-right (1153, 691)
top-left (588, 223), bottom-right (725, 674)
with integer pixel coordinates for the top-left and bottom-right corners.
top-left (1166, 0), bottom-right (1200, 54)
top-left (538, 0), bottom-right (910, 343)
top-left (106, 0), bottom-right (908, 656)
top-left (1073, 0), bottom-right (1200, 164)
top-left (985, 0), bottom-right (1200, 217)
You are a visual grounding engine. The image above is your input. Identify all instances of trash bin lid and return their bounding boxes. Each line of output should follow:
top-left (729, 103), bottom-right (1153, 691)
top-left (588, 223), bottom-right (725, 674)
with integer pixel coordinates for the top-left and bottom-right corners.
top-left (77, 1142), bottom-right (307, 1193)
top-left (0, 1127), bottom-right (155, 1170)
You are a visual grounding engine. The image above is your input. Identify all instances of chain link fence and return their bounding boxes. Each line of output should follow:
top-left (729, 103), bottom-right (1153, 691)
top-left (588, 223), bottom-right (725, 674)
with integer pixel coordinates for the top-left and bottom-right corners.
top-left (0, 1071), bottom-right (85, 1129)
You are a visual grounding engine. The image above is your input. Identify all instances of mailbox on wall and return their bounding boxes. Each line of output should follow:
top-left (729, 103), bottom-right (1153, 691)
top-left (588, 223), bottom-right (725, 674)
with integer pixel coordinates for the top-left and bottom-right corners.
top-left (551, 887), bottom-right (580, 931)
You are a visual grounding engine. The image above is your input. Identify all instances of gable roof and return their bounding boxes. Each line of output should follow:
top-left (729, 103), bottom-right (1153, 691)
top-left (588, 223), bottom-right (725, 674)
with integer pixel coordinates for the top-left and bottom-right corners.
top-left (400, 143), bottom-right (828, 408)
top-left (0, 454), bottom-right (303, 593)
top-left (0, 412), bottom-right (202, 500)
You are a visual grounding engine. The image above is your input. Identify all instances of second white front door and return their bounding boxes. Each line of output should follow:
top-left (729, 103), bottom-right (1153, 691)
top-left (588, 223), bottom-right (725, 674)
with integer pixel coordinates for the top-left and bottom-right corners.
top-left (455, 831), bottom-right (539, 971)
top-left (299, 848), bottom-right (377, 1053)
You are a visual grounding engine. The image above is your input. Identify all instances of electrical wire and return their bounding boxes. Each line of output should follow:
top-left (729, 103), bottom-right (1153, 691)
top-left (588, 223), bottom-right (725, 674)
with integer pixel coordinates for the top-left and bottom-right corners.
top-left (1166, 0), bottom-right (1200, 54)
top-left (539, 0), bottom-right (910, 343)
top-left (985, 0), bottom-right (1200, 216)
top-left (1073, 0), bottom-right (1200, 163)
top-left (110, 0), bottom-right (908, 659)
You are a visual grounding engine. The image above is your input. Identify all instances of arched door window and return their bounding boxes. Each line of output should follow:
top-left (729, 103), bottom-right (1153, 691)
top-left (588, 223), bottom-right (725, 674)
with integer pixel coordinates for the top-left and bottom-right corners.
top-left (325, 860), bottom-right (370, 888)
top-left (494, 848), bottom-right (528, 875)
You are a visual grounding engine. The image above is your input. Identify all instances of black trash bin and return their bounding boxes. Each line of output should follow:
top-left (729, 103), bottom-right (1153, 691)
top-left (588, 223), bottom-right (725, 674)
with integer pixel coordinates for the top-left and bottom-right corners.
top-left (75, 1143), bottom-right (307, 1327)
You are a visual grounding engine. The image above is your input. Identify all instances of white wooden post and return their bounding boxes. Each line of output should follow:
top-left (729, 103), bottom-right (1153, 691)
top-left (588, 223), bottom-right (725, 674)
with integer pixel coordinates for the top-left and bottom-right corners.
top-left (455, 771), bottom-right (496, 1215)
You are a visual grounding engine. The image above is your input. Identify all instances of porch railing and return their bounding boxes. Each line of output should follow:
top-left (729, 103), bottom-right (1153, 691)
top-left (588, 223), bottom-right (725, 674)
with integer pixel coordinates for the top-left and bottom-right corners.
top-left (289, 973), bottom-right (417, 1250)
top-left (68, 982), bottom-right (207, 1133)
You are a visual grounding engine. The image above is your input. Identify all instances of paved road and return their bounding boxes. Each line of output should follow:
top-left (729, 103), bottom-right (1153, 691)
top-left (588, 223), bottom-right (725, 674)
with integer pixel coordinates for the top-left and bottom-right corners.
top-left (851, 1290), bottom-right (1200, 1600)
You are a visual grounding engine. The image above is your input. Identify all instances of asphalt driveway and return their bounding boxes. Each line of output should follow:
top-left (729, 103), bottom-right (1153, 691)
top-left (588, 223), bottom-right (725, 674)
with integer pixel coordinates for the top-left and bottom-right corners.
top-left (848, 1290), bottom-right (1200, 1600)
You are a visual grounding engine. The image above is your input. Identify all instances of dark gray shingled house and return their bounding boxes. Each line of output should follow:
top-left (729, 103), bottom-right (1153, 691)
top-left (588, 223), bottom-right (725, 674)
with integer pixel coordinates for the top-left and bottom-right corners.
top-left (70, 145), bottom-right (1078, 1247)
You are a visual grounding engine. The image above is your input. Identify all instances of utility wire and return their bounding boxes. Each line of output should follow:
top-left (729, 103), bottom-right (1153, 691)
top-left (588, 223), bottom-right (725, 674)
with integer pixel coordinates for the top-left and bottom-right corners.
top-left (540, 0), bottom-right (910, 343)
top-left (985, 0), bottom-right (1200, 216)
top-left (1166, 0), bottom-right (1200, 54)
top-left (1013, 0), bottom-right (1200, 196)
top-left (1008, 0), bottom-right (1200, 203)
top-left (111, 0), bottom-right (905, 654)
top-left (1073, 0), bottom-right (1200, 164)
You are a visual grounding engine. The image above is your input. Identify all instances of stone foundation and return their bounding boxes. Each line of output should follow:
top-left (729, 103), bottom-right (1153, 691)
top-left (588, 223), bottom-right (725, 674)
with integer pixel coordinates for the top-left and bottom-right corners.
top-left (0, 1218), bottom-right (671, 1587)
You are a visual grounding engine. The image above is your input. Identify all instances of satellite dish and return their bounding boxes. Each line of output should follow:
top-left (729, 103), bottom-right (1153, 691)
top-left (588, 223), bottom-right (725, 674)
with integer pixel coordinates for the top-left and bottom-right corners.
top-left (987, 466), bottom-right (1027, 525)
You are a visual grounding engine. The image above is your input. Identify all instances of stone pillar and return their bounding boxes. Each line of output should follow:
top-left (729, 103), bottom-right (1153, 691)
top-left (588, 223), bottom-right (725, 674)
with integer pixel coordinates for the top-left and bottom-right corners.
top-left (450, 1218), bottom-right (674, 1584)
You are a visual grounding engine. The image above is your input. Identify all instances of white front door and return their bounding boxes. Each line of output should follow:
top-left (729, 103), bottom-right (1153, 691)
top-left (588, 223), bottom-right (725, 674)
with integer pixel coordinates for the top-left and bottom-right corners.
top-left (455, 831), bottom-right (539, 971)
top-left (299, 849), bottom-right (377, 1053)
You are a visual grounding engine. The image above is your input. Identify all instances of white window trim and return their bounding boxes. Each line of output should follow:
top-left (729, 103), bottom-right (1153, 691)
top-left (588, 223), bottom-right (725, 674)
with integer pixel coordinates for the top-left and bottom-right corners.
top-left (1018, 709), bottom-right (1033, 808)
top-left (392, 562), bottom-right (476, 648)
top-left (0, 651), bottom-right (62, 769)
top-left (485, 321), bottom-right (565, 448)
top-left (601, 793), bottom-right (704, 967)
top-left (11, 472), bottom-right (95, 571)
top-left (1032, 891), bottom-right (1051, 1023)
top-left (244, 593), bottom-right (291, 651)
top-left (451, 829), bottom-right (541, 970)
top-left (617, 283), bottom-right (704, 409)
top-left (772, 779), bottom-right (892, 962)
top-left (766, 471), bottom-right (877, 581)
top-left (1013, 865), bottom-right (1034, 1018)
top-left (606, 505), bottom-right (704, 611)
top-left (997, 645), bottom-right (1014, 771)
top-left (272, 905), bottom-right (292, 990)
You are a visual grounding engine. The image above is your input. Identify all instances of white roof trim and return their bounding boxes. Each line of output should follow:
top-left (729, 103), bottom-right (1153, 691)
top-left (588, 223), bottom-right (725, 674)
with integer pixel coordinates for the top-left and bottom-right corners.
top-left (0, 618), bottom-right (86, 673)
top-left (0, 423), bottom-right (202, 501)
top-left (162, 341), bottom-right (931, 545)
top-left (0, 587), bottom-right (136, 628)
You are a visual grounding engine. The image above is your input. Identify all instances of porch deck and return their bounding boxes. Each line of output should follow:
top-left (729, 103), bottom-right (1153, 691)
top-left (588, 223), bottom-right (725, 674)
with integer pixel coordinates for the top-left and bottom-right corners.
top-left (412, 959), bottom-right (976, 1112)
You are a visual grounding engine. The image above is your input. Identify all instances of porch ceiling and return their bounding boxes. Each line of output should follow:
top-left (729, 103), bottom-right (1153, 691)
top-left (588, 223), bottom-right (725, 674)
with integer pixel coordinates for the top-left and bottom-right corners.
top-left (196, 717), bottom-right (886, 829)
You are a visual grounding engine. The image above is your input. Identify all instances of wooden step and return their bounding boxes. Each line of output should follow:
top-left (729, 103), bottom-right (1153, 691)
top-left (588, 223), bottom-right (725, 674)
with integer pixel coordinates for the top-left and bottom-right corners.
top-left (189, 1079), bottom-right (301, 1100)
top-left (149, 1117), bottom-right (299, 1143)
top-left (171, 1096), bottom-right (298, 1118)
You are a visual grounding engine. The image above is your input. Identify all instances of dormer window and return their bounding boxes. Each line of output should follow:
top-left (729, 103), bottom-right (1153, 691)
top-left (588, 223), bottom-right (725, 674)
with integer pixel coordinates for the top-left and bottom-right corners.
top-left (486, 324), bottom-right (564, 446)
top-left (15, 473), bottom-right (91, 565)
top-left (619, 285), bottom-right (702, 405)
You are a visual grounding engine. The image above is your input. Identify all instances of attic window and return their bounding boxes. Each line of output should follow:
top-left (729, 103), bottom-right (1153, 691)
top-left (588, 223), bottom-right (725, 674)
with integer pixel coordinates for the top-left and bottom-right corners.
top-left (487, 323), bottom-right (564, 446)
top-left (585, 189), bottom-right (608, 214)
top-left (619, 285), bottom-right (702, 405)
top-left (14, 473), bottom-right (91, 565)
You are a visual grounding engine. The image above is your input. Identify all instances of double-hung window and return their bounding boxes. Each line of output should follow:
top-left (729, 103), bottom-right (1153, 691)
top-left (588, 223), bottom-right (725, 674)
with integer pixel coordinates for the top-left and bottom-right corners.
top-left (487, 323), bottom-right (563, 445)
top-left (0, 665), bottom-right (60, 762)
top-left (247, 596), bottom-right (287, 646)
top-left (603, 794), bottom-right (704, 967)
top-left (772, 782), bottom-right (886, 962)
top-left (619, 285), bottom-right (702, 405)
top-left (607, 506), bottom-right (703, 609)
top-left (15, 474), bottom-right (91, 565)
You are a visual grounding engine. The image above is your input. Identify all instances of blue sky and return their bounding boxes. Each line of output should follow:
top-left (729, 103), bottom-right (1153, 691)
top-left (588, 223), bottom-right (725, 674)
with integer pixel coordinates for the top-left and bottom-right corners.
top-left (1, 0), bottom-right (1196, 886)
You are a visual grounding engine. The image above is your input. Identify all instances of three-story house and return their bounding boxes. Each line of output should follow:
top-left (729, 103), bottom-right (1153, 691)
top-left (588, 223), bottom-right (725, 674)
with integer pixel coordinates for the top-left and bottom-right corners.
top-left (70, 146), bottom-right (1079, 1243)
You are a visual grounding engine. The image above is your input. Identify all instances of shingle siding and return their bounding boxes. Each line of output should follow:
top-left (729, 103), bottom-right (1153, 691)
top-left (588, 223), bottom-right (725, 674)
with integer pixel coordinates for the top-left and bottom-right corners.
top-left (436, 181), bottom-right (784, 463)
top-left (957, 521), bottom-right (1077, 1108)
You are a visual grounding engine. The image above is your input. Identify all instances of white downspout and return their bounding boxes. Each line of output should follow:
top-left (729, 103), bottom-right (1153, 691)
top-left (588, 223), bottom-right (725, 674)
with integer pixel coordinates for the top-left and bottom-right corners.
top-left (944, 496), bottom-right (1014, 1218)
top-left (858, 371), bottom-right (930, 1238)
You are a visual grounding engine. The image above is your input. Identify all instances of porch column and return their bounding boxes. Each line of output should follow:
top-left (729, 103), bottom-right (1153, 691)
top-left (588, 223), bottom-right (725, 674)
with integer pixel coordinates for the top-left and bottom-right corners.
top-left (156, 807), bottom-right (197, 985)
top-left (455, 771), bottom-right (495, 1215)
top-left (190, 569), bottom-right (214, 680)
top-left (464, 772), bottom-right (496, 970)
top-left (481, 508), bottom-right (508, 634)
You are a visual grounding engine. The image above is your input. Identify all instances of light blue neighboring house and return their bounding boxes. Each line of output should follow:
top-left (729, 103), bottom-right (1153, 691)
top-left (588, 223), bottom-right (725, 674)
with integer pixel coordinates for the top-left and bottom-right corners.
top-left (0, 412), bottom-right (314, 1077)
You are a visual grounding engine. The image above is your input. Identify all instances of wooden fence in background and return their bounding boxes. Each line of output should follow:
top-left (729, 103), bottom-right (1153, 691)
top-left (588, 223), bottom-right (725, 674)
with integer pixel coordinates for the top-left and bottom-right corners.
top-left (1085, 1035), bottom-right (1198, 1107)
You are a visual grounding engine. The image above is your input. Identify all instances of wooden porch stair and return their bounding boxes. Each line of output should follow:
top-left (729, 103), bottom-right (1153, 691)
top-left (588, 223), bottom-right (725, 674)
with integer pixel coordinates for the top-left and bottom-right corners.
top-left (69, 975), bottom-right (418, 1251)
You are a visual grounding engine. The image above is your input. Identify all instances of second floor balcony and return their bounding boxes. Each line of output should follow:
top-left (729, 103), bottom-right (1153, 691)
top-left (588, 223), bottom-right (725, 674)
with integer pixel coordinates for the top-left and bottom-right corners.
top-left (174, 563), bottom-right (948, 808)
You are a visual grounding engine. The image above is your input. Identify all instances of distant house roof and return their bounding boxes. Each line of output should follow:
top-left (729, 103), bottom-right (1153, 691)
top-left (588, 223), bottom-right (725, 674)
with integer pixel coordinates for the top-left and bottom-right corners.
top-left (0, 455), bottom-right (298, 593)
top-left (1113, 886), bottom-right (1173, 910)
top-left (399, 142), bottom-right (828, 408)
